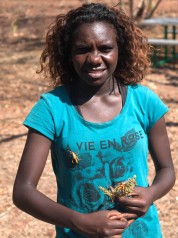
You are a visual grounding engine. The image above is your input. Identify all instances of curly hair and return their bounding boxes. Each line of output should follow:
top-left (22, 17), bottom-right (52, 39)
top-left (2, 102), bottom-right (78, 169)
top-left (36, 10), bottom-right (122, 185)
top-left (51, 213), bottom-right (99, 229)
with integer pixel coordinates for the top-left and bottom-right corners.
top-left (38, 3), bottom-right (152, 87)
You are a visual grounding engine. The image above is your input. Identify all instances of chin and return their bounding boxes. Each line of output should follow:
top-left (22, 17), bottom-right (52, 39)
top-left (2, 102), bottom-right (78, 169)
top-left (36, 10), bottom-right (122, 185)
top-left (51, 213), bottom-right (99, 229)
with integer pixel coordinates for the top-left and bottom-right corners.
top-left (86, 79), bottom-right (106, 87)
top-left (84, 75), bottom-right (109, 86)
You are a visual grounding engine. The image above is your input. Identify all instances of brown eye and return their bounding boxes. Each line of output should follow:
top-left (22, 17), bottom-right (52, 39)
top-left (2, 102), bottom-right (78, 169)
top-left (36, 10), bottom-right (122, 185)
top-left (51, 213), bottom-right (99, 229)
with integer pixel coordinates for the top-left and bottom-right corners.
top-left (75, 47), bottom-right (90, 54)
top-left (99, 45), bottom-right (113, 53)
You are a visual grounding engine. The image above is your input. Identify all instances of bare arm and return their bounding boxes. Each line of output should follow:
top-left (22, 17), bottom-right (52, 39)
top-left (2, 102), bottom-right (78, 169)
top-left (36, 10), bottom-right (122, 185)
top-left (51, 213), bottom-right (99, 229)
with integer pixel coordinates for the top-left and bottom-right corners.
top-left (147, 116), bottom-right (175, 201)
top-left (115, 116), bottom-right (176, 216)
top-left (12, 129), bottom-right (79, 227)
top-left (13, 129), bottom-right (128, 237)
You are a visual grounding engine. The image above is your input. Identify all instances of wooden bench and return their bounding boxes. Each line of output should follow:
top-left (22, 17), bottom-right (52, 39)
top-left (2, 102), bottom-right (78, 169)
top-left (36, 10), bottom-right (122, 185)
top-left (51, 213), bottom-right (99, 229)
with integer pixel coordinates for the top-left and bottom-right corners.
top-left (147, 39), bottom-right (178, 67)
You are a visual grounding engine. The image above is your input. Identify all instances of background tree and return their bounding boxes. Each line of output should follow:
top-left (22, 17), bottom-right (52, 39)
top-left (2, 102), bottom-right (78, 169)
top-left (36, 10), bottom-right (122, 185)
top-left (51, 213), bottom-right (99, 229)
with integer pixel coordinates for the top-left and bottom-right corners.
top-left (114, 0), bottom-right (163, 20)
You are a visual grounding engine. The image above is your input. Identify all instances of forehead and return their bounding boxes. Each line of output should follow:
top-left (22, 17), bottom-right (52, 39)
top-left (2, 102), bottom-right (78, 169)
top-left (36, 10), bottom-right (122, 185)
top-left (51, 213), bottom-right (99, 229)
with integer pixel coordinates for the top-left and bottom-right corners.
top-left (72, 21), bottom-right (117, 43)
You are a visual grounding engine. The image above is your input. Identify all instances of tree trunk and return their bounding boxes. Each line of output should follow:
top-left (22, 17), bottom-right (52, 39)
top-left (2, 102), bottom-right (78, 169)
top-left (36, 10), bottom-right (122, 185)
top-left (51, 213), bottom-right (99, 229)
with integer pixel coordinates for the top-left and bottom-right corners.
top-left (134, 0), bottom-right (146, 20)
top-left (145, 0), bottom-right (162, 19)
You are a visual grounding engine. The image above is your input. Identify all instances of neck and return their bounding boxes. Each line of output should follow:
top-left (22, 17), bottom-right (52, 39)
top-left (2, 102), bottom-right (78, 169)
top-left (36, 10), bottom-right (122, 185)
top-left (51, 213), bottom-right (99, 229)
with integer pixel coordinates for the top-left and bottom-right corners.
top-left (73, 77), bottom-right (119, 99)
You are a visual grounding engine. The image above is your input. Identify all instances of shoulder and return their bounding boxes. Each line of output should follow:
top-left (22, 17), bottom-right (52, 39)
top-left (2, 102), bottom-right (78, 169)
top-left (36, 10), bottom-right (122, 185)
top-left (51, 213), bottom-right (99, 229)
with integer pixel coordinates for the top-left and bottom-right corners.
top-left (41, 85), bottom-right (67, 101)
top-left (128, 84), bottom-right (168, 132)
top-left (40, 85), bottom-right (69, 109)
top-left (128, 84), bottom-right (160, 103)
top-left (23, 86), bottom-right (68, 140)
top-left (127, 83), bottom-right (168, 115)
top-left (129, 84), bottom-right (155, 95)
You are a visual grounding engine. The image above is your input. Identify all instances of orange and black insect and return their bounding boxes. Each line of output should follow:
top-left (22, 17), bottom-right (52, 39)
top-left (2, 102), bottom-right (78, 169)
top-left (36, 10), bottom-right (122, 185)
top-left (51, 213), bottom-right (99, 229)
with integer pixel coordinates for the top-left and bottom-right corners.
top-left (99, 175), bottom-right (137, 201)
top-left (67, 150), bottom-right (80, 165)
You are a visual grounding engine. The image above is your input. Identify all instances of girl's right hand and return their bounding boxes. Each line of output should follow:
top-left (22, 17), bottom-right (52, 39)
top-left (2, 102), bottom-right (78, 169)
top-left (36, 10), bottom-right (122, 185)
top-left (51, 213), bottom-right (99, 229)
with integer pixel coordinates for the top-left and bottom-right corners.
top-left (73, 210), bottom-right (127, 238)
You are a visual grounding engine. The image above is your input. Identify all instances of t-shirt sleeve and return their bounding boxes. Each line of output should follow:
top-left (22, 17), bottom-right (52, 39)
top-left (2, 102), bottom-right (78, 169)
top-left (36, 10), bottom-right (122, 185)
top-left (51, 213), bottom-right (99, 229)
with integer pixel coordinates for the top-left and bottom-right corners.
top-left (23, 97), bottom-right (55, 141)
top-left (145, 88), bottom-right (168, 132)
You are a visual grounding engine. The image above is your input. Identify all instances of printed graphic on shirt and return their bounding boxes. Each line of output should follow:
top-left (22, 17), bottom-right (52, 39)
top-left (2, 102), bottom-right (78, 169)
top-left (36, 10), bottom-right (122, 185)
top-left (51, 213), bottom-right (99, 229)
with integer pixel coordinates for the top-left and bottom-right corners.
top-left (61, 128), bottom-right (144, 212)
top-left (123, 220), bottom-right (149, 238)
top-left (121, 128), bottom-right (144, 151)
top-left (65, 128), bottom-right (144, 154)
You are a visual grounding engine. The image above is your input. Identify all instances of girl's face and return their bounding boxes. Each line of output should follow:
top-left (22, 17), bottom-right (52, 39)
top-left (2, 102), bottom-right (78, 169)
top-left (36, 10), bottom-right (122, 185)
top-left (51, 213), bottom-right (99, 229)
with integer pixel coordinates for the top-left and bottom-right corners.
top-left (71, 21), bottom-right (118, 87)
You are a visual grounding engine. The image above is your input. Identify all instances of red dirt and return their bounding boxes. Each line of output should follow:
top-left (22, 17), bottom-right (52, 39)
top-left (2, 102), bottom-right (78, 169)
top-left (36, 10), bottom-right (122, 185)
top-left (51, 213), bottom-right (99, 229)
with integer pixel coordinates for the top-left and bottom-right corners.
top-left (0, 1), bottom-right (178, 237)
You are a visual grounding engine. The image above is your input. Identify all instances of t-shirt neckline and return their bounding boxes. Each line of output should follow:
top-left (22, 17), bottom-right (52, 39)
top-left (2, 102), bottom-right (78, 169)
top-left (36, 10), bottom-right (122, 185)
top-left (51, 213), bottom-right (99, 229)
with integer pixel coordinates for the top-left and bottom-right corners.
top-left (62, 85), bottom-right (130, 128)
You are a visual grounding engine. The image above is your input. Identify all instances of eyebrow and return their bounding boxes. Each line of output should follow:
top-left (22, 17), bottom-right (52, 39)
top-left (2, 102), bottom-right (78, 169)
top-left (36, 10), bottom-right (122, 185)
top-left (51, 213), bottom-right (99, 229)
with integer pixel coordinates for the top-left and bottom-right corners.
top-left (73, 40), bottom-right (115, 47)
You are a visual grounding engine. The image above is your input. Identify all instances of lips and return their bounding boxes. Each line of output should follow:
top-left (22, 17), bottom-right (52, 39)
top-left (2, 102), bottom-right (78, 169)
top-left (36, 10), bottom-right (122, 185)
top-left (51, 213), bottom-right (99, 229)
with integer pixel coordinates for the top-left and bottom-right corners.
top-left (85, 68), bottom-right (106, 78)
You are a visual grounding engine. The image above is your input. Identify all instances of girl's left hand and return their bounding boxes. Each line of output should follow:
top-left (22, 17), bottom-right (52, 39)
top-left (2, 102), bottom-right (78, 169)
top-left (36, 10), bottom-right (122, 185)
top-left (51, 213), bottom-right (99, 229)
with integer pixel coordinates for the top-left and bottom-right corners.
top-left (115, 186), bottom-right (153, 217)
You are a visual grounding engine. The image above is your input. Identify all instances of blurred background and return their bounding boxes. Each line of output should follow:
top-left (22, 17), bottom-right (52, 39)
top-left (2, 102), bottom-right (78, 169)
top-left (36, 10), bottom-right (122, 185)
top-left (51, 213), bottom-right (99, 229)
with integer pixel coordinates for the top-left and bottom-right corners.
top-left (0, 1), bottom-right (177, 237)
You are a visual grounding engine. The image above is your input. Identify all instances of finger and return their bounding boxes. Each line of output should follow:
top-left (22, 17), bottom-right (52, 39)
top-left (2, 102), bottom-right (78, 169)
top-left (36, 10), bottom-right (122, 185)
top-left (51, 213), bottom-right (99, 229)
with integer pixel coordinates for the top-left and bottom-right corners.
top-left (106, 235), bottom-right (122, 238)
top-left (118, 196), bottom-right (144, 207)
top-left (109, 217), bottom-right (128, 228)
top-left (107, 210), bottom-right (122, 219)
top-left (109, 213), bottom-right (138, 223)
top-left (126, 192), bottom-right (139, 198)
top-left (108, 218), bottom-right (128, 229)
top-left (109, 214), bottom-right (123, 220)
top-left (126, 186), bottom-right (149, 198)
top-left (127, 219), bottom-right (135, 226)
top-left (104, 228), bottom-right (125, 237)
top-left (120, 212), bottom-right (138, 220)
top-left (124, 206), bottom-right (146, 216)
top-left (109, 215), bottom-right (122, 220)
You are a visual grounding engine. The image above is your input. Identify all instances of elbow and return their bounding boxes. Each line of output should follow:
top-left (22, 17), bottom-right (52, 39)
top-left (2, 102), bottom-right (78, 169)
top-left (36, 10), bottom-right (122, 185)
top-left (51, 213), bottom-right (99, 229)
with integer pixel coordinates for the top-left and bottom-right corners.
top-left (169, 166), bottom-right (176, 190)
top-left (172, 168), bottom-right (176, 187)
top-left (12, 182), bottom-right (31, 211)
top-left (12, 184), bottom-right (23, 209)
top-left (167, 166), bottom-right (176, 190)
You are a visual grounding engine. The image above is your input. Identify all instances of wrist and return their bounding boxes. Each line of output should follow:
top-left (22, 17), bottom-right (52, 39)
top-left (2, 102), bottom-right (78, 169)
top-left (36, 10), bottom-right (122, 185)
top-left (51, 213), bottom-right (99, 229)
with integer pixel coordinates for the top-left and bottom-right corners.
top-left (147, 185), bottom-right (158, 203)
top-left (70, 211), bottom-right (87, 234)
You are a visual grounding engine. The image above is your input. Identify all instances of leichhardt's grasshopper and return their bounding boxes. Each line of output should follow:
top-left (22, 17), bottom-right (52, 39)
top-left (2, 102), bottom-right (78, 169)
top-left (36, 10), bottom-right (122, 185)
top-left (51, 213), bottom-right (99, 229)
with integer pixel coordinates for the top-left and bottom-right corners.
top-left (99, 175), bottom-right (137, 201)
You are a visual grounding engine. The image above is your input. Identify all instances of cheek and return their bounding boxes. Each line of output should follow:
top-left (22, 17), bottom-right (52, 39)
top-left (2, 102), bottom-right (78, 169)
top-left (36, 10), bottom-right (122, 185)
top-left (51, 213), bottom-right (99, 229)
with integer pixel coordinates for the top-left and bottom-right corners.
top-left (106, 53), bottom-right (118, 70)
top-left (113, 52), bottom-right (119, 69)
top-left (71, 56), bottom-right (84, 70)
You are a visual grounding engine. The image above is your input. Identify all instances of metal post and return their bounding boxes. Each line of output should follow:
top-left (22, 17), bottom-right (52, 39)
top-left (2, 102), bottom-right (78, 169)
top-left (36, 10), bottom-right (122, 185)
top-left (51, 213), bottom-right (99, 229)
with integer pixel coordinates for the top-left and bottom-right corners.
top-left (172, 25), bottom-right (176, 59)
top-left (164, 25), bottom-right (168, 60)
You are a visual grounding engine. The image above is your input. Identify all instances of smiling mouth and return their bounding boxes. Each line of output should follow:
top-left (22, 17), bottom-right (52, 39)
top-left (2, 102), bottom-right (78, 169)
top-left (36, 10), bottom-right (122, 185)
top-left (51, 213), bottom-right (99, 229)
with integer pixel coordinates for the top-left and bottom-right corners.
top-left (85, 68), bottom-right (106, 78)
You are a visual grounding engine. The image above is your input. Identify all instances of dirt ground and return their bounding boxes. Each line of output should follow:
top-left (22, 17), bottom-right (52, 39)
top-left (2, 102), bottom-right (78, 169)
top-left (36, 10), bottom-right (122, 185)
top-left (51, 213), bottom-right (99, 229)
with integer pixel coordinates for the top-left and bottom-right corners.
top-left (0, 1), bottom-right (178, 237)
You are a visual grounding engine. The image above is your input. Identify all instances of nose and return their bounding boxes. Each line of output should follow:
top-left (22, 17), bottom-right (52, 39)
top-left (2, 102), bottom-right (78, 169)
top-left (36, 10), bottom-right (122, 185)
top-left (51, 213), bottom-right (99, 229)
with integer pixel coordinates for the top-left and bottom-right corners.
top-left (87, 51), bottom-right (102, 65)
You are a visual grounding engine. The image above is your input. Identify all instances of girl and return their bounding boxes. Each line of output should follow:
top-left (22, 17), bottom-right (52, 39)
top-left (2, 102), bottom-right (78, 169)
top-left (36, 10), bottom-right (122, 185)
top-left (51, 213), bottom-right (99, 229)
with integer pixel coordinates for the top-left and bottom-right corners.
top-left (13, 3), bottom-right (175, 238)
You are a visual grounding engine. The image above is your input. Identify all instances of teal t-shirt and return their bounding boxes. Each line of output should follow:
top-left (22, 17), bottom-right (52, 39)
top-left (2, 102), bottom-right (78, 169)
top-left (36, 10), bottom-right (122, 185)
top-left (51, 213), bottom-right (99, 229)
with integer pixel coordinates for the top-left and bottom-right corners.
top-left (24, 84), bottom-right (168, 238)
